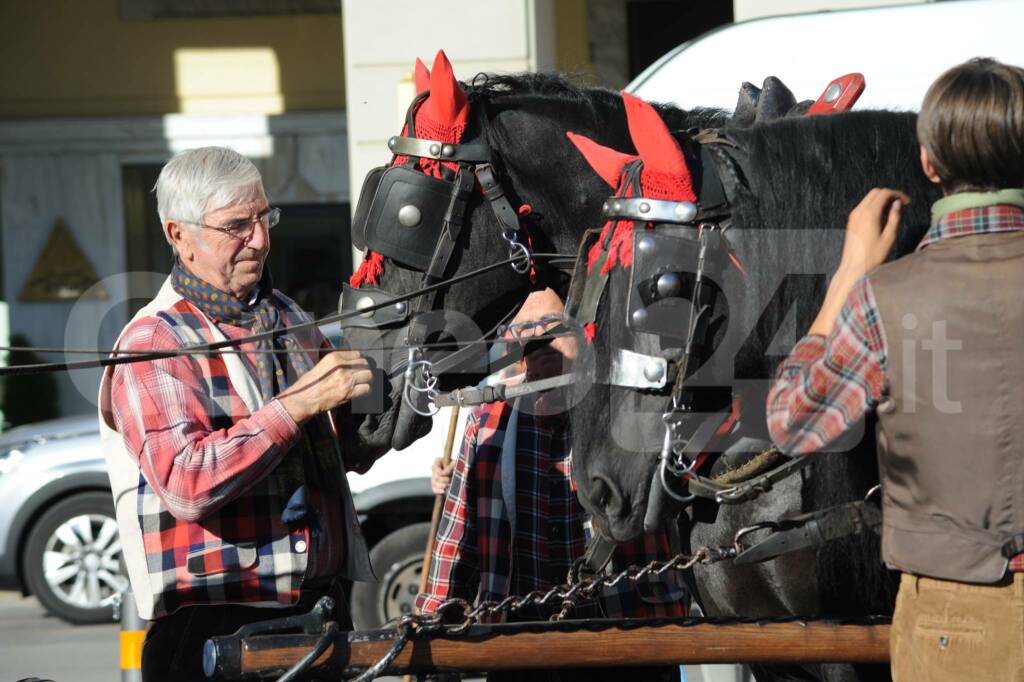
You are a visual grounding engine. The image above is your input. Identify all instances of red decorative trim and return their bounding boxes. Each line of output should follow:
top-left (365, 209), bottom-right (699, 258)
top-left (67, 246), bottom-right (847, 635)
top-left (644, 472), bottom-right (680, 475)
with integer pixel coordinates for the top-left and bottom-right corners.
top-left (350, 250), bottom-right (384, 288)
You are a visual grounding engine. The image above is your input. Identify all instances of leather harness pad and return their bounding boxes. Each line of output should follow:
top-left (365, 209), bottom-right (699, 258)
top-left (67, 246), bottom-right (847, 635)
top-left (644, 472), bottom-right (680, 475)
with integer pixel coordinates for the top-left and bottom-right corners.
top-left (627, 227), bottom-right (725, 343)
top-left (353, 165), bottom-right (456, 271)
top-left (336, 283), bottom-right (410, 330)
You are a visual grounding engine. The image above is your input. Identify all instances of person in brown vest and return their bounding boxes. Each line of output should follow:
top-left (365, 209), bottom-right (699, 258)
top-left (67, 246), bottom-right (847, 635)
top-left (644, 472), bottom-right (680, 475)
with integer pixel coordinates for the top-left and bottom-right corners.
top-left (767, 57), bottom-right (1024, 681)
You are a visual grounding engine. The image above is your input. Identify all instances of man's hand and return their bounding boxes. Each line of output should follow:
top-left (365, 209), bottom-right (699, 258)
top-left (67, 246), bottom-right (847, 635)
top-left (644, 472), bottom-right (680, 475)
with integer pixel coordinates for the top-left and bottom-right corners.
top-left (809, 188), bottom-right (910, 337)
top-left (431, 456), bottom-right (455, 495)
top-left (278, 350), bottom-right (373, 424)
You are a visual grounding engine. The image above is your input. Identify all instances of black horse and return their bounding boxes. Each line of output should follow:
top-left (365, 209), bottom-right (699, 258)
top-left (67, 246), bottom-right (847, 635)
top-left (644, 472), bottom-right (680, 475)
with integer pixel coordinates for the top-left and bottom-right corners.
top-left (343, 59), bottom-right (939, 681)
top-left (565, 106), bottom-right (942, 681)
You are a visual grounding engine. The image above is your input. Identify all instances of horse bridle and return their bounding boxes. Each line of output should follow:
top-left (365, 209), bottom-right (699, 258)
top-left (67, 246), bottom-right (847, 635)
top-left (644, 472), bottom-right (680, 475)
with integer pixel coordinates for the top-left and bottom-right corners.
top-left (343, 91), bottom-right (548, 415)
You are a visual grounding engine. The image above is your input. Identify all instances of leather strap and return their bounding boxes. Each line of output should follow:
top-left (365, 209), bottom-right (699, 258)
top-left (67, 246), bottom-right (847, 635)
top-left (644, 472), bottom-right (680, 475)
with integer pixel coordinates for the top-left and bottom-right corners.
top-left (387, 135), bottom-right (492, 163)
top-left (475, 163), bottom-right (522, 237)
top-left (734, 500), bottom-right (882, 565)
top-left (687, 451), bottom-right (811, 504)
top-left (432, 373), bottom-right (576, 408)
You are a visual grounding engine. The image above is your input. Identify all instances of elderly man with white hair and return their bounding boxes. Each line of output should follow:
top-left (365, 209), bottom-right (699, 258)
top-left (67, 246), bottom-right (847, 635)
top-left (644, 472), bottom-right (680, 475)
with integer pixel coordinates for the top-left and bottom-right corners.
top-left (99, 146), bottom-right (375, 681)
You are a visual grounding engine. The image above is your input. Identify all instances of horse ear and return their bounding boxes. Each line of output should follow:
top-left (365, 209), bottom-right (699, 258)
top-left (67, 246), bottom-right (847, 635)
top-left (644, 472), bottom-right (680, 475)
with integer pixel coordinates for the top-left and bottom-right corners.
top-left (755, 76), bottom-right (797, 122)
top-left (425, 50), bottom-right (469, 128)
top-left (414, 58), bottom-right (430, 94)
top-left (566, 132), bottom-right (638, 188)
top-left (621, 92), bottom-right (688, 178)
top-left (732, 81), bottom-right (761, 127)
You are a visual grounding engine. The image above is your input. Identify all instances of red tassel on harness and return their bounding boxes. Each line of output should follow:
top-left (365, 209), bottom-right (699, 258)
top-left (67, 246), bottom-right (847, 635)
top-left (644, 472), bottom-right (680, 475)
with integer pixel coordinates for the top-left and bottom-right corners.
top-left (350, 250), bottom-right (384, 288)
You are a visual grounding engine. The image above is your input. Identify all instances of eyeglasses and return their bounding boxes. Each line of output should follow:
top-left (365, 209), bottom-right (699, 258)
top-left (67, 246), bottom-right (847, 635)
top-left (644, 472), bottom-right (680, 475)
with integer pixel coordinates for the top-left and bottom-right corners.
top-left (183, 207), bottom-right (281, 241)
top-left (504, 314), bottom-right (565, 345)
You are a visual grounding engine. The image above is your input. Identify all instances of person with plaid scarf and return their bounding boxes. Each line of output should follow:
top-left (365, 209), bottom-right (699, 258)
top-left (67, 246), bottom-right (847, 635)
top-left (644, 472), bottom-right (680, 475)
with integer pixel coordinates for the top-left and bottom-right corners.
top-left (419, 288), bottom-right (687, 681)
top-left (98, 147), bottom-right (376, 681)
top-left (767, 59), bottom-right (1024, 681)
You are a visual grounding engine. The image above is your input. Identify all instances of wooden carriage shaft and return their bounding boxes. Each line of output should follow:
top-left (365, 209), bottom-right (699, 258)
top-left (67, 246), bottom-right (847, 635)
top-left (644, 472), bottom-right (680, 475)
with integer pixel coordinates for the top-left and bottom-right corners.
top-left (233, 622), bottom-right (890, 677)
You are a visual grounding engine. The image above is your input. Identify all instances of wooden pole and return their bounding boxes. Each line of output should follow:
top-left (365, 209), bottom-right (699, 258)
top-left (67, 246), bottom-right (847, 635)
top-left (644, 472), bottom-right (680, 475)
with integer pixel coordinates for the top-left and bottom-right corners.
top-left (416, 405), bottom-right (461, 599)
top-left (216, 620), bottom-right (891, 679)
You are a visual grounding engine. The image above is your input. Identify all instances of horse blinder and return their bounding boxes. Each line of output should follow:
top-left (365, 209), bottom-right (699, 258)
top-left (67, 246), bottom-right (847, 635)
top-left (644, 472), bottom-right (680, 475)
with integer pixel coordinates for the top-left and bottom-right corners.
top-left (351, 164), bottom-right (460, 272)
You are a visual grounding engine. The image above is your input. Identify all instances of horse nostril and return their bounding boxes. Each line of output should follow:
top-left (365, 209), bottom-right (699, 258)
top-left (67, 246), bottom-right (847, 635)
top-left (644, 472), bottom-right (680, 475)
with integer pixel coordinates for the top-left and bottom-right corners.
top-left (590, 474), bottom-right (625, 519)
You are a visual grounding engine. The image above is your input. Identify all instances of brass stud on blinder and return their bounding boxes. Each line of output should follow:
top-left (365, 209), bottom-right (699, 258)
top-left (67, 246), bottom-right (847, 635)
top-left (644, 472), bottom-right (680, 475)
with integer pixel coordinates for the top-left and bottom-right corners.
top-left (441, 144), bottom-right (455, 158)
top-left (429, 143), bottom-right (441, 156)
top-left (398, 205), bottom-right (422, 228)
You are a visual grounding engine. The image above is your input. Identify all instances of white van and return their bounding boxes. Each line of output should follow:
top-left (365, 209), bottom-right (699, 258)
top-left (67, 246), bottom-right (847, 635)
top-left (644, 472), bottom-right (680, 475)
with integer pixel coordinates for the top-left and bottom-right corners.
top-left (629, 0), bottom-right (1023, 111)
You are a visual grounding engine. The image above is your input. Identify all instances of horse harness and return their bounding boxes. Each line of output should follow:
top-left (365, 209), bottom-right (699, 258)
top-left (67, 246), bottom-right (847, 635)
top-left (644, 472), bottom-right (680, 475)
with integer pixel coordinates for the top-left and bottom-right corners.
top-left (343, 91), bottom-right (543, 412)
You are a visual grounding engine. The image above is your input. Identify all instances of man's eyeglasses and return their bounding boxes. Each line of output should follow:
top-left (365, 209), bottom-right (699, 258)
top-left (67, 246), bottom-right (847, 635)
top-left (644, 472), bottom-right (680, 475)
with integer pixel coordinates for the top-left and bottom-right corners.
top-left (183, 207), bottom-right (281, 240)
top-left (503, 314), bottom-right (565, 344)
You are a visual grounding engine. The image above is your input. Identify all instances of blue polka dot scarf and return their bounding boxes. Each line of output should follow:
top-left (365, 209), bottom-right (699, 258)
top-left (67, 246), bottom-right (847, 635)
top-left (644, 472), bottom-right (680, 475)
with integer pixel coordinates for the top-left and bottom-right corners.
top-left (171, 260), bottom-right (337, 525)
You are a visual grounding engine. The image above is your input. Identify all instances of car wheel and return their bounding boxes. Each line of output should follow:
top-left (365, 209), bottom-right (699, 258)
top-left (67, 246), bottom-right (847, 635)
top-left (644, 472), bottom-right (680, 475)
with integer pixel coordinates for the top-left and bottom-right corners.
top-left (22, 491), bottom-right (128, 625)
top-left (351, 522), bottom-right (431, 629)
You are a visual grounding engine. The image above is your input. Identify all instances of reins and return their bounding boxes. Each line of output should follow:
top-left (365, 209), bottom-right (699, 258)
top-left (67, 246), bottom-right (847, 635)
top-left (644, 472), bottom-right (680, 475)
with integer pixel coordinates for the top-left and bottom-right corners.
top-left (0, 252), bottom-right (573, 377)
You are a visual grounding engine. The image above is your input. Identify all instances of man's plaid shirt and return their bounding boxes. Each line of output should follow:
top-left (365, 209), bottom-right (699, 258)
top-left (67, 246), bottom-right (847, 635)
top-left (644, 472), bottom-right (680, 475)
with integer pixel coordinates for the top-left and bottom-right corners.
top-left (417, 401), bottom-right (687, 621)
top-left (108, 294), bottom-right (360, 617)
top-left (767, 203), bottom-right (1024, 571)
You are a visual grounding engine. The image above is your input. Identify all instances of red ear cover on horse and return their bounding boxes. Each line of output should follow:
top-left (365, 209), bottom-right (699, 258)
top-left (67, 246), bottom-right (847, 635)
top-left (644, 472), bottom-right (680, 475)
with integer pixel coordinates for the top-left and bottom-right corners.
top-left (565, 131), bottom-right (638, 189)
top-left (621, 92), bottom-right (696, 201)
top-left (424, 50), bottom-right (469, 129)
top-left (414, 58), bottom-right (430, 94)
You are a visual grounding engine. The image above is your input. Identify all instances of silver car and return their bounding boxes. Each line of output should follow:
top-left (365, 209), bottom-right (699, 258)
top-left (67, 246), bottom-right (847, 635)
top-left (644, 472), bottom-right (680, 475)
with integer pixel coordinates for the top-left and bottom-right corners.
top-left (0, 412), bottom-right (440, 627)
top-left (0, 414), bottom-right (127, 624)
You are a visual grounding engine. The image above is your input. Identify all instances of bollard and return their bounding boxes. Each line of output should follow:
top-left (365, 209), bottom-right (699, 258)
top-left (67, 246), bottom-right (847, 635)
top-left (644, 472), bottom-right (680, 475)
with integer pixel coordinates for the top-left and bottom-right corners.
top-left (116, 588), bottom-right (146, 682)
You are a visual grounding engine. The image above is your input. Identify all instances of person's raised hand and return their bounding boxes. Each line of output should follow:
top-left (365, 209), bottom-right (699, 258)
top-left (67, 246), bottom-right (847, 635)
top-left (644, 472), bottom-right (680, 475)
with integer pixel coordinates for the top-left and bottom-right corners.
top-left (838, 187), bottom-right (911, 280)
top-left (278, 350), bottom-right (373, 424)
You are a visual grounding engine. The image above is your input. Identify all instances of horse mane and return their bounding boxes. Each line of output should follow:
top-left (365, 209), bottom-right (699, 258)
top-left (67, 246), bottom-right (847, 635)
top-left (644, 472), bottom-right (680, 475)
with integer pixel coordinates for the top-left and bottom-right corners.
top-left (726, 110), bottom-right (939, 385)
top-left (467, 71), bottom-right (730, 136)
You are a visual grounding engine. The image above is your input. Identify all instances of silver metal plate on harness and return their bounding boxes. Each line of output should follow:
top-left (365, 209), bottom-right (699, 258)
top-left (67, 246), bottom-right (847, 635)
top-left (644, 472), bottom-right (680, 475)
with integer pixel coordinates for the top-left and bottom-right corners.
top-left (602, 197), bottom-right (698, 224)
top-left (608, 348), bottom-right (670, 390)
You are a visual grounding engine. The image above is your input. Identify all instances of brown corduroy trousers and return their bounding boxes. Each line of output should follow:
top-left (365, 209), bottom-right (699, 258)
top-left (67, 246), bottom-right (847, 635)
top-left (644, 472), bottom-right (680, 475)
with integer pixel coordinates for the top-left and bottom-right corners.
top-left (891, 572), bottom-right (1024, 681)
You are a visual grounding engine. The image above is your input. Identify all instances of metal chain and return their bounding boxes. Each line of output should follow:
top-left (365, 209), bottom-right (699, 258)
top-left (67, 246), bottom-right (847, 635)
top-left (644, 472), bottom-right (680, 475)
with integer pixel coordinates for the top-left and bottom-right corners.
top-left (347, 545), bottom-right (737, 680)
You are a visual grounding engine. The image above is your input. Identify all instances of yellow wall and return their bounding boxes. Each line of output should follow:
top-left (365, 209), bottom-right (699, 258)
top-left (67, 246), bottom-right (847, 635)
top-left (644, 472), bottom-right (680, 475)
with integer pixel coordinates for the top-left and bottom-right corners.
top-left (0, 0), bottom-right (345, 117)
top-left (554, 0), bottom-right (592, 77)
top-left (0, 0), bottom-right (590, 119)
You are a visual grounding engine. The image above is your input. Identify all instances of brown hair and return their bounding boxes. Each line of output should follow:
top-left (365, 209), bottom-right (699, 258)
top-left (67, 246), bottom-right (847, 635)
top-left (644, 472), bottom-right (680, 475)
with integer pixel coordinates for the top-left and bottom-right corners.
top-left (917, 58), bottom-right (1024, 193)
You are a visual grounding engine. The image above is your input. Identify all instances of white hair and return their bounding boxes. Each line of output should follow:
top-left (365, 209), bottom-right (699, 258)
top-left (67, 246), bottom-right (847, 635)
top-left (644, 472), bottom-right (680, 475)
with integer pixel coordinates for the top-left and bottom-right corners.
top-left (154, 147), bottom-right (267, 247)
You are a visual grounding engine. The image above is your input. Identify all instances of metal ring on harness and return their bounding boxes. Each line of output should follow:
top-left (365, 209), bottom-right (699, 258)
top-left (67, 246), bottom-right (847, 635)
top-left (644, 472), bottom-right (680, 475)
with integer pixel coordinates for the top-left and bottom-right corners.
top-left (403, 349), bottom-right (441, 417)
top-left (507, 238), bottom-right (532, 274)
top-left (657, 429), bottom-right (696, 504)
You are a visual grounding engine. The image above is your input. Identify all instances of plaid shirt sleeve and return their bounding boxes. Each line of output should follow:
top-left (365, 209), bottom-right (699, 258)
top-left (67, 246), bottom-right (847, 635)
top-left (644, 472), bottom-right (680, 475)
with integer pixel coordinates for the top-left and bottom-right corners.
top-left (417, 410), bottom-right (483, 614)
top-left (110, 316), bottom-right (300, 522)
top-left (766, 276), bottom-right (887, 455)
